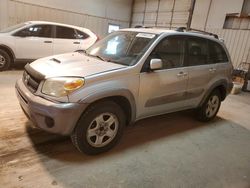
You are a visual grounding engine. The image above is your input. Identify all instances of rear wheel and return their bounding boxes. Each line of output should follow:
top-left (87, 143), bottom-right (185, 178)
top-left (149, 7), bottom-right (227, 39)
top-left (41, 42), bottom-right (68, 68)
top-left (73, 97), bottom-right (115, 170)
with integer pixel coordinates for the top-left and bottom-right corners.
top-left (71, 101), bottom-right (126, 155)
top-left (0, 49), bottom-right (11, 71)
top-left (196, 90), bottom-right (221, 122)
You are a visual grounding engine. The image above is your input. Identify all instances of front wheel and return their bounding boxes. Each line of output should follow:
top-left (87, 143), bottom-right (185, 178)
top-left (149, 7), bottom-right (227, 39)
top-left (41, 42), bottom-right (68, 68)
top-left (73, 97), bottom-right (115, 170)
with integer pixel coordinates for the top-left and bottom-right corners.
top-left (196, 90), bottom-right (221, 122)
top-left (0, 49), bottom-right (11, 71)
top-left (71, 101), bottom-right (126, 155)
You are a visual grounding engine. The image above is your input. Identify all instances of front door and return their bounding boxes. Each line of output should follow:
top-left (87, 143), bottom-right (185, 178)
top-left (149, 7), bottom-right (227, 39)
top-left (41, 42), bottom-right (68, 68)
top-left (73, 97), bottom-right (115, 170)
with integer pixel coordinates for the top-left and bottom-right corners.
top-left (14, 24), bottom-right (53, 59)
top-left (138, 36), bottom-right (189, 119)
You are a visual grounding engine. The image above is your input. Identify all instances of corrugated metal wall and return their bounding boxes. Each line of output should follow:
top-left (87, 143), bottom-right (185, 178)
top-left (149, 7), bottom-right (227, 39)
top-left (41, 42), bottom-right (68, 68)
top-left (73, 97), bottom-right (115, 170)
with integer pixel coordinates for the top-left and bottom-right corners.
top-left (191, 0), bottom-right (250, 67)
top-left (131, 0), bottom-right (192, 28)
top-left (206, 28), bottom-right (250, 68)
top-left (1, 0), bottom-right (249, 67)
top-left (0, 0), bottom-right (130, 37)
top-left (130, 0), bottom-right (250, 67)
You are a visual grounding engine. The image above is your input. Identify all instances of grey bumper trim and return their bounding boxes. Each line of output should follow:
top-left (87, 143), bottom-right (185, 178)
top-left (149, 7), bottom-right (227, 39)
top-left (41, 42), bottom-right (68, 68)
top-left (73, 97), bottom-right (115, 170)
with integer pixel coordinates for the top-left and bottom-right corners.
top-left (15, 79), bottom-right (87, 135)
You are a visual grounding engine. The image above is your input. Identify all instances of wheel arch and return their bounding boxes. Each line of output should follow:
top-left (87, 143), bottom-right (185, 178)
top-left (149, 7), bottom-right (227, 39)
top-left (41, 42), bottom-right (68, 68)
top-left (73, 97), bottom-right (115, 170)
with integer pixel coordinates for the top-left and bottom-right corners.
top-left (79, 89), bottom-right (137, 125)
top-left (0, 44), bottom-right (15, 62)
top-left (199, 79), bottom-right (228, 107)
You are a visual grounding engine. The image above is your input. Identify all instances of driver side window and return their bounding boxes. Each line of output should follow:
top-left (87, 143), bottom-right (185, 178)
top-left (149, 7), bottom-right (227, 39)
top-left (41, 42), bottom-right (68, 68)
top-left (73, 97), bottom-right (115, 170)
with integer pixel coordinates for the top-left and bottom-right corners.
top-left (148, 36), bottom-right (185, 70)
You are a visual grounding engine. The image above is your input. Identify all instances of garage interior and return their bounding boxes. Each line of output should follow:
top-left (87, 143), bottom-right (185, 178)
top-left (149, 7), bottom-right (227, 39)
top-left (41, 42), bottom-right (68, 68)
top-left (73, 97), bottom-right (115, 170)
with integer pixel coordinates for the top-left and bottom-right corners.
top-left (0, 0), bottom-right (250, 187)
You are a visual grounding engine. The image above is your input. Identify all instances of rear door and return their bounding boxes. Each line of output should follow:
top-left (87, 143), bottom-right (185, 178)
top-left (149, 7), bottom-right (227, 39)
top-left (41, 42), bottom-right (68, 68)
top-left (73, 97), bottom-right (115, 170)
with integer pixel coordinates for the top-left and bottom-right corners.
top-left (185, 37), bottom-right (216, 107)
top-left (14, 24), bottom-right (54, 59)
top-left (208, 40), bottom-right (230, 81)
top-left (53, 25), bottom-right (81, 55)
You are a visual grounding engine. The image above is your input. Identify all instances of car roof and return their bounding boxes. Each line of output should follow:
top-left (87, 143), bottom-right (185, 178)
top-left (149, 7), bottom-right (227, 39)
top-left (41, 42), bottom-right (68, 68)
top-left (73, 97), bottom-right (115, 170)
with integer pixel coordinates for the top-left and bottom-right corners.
top-left (120, 27), bottom-right (221, 42)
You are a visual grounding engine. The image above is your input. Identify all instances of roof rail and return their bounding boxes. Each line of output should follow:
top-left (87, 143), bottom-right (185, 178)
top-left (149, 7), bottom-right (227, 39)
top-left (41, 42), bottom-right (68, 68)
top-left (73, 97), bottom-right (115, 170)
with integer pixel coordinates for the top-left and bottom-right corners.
top-left (134, 25), bottom-right (151, 28)
top-left (175, 27), bottom-right (186, 32)
top-left (175, 27), bottom-right (219, 39)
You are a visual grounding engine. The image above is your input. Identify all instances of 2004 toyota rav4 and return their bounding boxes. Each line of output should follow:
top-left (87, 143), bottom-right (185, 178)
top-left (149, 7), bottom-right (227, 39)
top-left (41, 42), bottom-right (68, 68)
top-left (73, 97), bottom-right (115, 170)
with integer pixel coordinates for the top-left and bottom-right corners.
top-left (16, 28), bottom-right (233, 155)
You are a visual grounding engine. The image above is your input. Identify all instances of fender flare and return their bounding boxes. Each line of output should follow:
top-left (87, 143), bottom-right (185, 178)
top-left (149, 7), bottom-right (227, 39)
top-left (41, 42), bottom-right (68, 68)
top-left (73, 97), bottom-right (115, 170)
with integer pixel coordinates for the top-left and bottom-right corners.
top-left (79, 88), bottom-right (137, 124)
top-left (198, 79), bottom-right (228, 107)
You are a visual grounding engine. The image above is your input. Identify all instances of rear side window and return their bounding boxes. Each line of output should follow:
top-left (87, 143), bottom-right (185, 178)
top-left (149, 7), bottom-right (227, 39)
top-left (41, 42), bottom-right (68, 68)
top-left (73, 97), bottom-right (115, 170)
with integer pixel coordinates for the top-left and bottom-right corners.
top-left (76, 30), bottom-right (89, 39)
top-left (208, 41), bottom-right (228, 63)
top-left (14, 24), bottom-right (53, 38)
top-left (56, 26), bottom-right (77, 39)
top-left (187, 37), bottom-right (208, 66)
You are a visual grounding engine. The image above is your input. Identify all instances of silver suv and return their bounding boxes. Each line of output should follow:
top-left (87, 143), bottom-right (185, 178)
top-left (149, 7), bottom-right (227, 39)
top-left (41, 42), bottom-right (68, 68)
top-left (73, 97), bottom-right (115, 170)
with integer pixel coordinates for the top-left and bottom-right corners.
top-left (15, 28), bottom-right (233, 155)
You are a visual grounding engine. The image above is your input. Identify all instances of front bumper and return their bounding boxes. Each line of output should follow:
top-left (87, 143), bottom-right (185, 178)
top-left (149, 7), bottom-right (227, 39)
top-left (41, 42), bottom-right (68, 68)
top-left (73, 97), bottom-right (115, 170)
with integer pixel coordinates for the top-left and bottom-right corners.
top-left (15, 79), bottom-right (88, 135)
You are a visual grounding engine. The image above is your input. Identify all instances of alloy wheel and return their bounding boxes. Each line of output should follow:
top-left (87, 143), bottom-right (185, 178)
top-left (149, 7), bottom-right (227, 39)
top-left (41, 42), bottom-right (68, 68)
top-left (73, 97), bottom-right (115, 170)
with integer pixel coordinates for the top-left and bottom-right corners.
top-left (205, 95), bottom-right (219, 118)
top-left (0, 55), bottom-right (6, 68)
top-left (86, 113), bottom-right (119, 148)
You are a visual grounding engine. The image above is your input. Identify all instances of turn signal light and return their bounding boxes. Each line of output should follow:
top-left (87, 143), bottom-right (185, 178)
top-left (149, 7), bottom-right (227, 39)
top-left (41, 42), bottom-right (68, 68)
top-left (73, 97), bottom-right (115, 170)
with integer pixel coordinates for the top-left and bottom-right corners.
top-left (64, 79), bottom-right (85, 92)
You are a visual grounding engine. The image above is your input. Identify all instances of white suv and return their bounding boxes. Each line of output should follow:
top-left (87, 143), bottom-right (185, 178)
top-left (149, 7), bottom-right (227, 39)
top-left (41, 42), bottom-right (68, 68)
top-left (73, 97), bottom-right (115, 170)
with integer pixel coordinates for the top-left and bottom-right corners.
top-left (0, 21), bottom-right (98, 71)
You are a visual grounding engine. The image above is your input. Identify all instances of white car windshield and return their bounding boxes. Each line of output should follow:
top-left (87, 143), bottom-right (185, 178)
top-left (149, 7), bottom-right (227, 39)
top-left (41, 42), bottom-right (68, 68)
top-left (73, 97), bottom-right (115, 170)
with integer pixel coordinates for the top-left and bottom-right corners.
top-left (86, 31), bottom-right (157, 66)
top-left (0, 23), bottom-right (26, 33)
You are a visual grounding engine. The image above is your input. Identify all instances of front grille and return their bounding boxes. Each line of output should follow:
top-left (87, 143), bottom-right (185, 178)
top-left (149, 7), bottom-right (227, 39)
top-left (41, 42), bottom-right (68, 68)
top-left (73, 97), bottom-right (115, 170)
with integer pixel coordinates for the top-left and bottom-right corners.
top-left (23, 64), bottom-right (45, 93)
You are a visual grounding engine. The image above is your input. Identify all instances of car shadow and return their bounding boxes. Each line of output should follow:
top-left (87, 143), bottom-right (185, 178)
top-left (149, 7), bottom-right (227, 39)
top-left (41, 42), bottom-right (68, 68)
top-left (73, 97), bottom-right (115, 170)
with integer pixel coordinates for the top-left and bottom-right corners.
top-left (11, 63), bottom-right (26, 70)
top-left (25, 110), bottom-right (223, 163)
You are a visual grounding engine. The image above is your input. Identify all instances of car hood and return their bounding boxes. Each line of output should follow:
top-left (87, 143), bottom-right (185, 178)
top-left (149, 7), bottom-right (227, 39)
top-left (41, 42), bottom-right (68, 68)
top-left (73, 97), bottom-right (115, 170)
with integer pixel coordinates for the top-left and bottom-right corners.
top-left (30, 52), bottom-right (126, 78)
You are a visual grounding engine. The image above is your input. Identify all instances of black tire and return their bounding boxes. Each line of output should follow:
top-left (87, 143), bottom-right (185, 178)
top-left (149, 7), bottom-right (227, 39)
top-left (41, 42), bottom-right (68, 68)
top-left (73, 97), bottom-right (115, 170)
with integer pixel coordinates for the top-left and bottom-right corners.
top-left (71, 100), bottom-right (126, 155)
top-left (0, 49), bottom-right (11, 71)
top-left (196, 89), bottom-right (221, 122)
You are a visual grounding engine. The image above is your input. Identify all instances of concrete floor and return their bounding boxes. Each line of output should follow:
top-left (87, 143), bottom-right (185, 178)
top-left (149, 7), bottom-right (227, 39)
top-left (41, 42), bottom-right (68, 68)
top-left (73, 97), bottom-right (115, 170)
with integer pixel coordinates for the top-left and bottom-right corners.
top-left (0, 70), bottom-right (250, 188)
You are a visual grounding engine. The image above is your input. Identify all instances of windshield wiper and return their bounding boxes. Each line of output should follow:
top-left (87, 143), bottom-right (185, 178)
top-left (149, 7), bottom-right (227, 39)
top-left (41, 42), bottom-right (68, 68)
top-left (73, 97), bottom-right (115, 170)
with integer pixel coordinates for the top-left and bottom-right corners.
top-left (76, 50), bottom-right (87, 54)
top-left (78, 50), bottom-right (107, 62)
top-left (88, 54), bottom-right (107, 62)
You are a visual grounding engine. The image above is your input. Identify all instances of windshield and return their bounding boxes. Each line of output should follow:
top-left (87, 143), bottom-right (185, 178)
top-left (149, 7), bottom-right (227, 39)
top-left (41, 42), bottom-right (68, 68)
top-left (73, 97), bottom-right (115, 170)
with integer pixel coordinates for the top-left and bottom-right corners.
top-left (86, 31), bottom-right (157, 66)
top-left (0, 23), bottom-right (27, 33)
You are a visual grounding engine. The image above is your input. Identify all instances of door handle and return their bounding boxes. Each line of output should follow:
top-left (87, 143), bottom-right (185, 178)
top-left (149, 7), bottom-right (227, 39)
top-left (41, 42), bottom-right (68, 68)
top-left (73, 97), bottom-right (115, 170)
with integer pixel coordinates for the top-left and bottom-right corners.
top-left (209, 68), bottom-right (216, 73)
top-left (44, 41), bottom-right (52, 43)
top-left (177, 72), bottom-right (188, 77)
top-left (73, 42), bottom-right (80, 44)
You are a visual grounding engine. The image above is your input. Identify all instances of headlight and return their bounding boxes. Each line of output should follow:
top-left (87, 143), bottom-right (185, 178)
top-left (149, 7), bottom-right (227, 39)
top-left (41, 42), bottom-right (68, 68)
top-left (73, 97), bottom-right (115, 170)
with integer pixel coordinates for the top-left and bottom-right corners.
top-left (42, 77), bottom-right (85, 97)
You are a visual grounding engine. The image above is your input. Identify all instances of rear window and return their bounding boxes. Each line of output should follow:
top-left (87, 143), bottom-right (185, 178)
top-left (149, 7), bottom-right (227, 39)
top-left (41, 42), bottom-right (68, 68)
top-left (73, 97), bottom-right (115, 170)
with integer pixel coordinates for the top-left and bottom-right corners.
top-left (208, 41), bottom-right (228, 63)
top-left (56, 26), bottom-right (77, 39)
top-left (76, 30), bottom-right (89, 39)
top-left (187, 37), bottom-right (208, 66)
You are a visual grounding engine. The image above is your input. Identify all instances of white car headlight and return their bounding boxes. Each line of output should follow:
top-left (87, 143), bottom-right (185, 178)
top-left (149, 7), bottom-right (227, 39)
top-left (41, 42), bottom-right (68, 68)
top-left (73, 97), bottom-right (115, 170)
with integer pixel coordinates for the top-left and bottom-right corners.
top-left (42, 77), bottom-right (85, 97)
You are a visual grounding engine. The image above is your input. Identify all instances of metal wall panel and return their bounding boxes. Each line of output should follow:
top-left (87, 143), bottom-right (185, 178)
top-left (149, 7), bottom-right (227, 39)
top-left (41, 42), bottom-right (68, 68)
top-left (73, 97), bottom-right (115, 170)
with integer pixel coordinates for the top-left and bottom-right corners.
top-left (145, 0), bottom-right (159, 12)
top-left (156, 12), bottom-right (172, 27)
top-left (0, 0), bottom-right (8, 29)
top-left (0, 0), bottom-right (130, 37)
top-left (174, 0), bottom-right (191, 11)
top-left (131, 0), bottom-right (192, 28)
top-left (144, 12), bottom-right (157, 26)
top-left (159, 0), bottom-right (174, 12)
top-left (133, 0), bottom-right (146, 12)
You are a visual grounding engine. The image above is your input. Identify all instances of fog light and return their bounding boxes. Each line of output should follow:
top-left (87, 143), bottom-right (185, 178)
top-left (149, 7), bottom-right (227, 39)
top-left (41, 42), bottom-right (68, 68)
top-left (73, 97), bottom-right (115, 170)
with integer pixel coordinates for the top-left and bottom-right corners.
top-left (45, 116), bottom-right (54, 128)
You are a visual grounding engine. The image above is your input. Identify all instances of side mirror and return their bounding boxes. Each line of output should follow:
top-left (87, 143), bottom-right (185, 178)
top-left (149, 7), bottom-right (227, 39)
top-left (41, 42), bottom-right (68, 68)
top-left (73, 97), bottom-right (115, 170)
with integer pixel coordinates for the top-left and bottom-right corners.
top-left (150, 59), bottom-right (163, 71)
